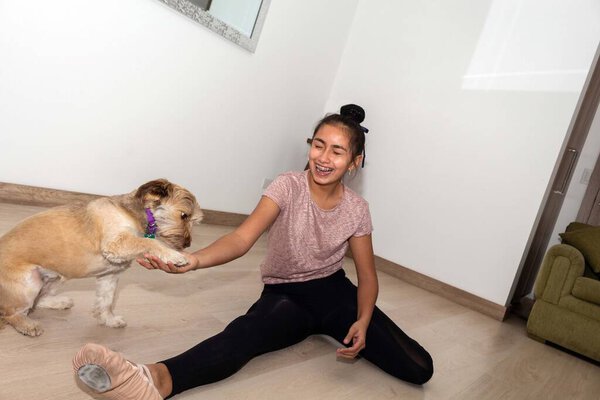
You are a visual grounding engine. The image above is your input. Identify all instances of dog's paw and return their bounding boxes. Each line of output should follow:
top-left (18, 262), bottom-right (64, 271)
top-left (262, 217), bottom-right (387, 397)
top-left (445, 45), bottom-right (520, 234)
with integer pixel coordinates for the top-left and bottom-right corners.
top-left (158, 251), bottom-right (188, 267)
top-left (4, 314), bottom-right (44, 336)
top-left (16, 320), bottom-right (44, 337)
top-left (99, 314), bottom-right (127, 328)
top-left (37, 295), bottom-right (74, 310)
top-left (171, 253), bottom-right (189, 267)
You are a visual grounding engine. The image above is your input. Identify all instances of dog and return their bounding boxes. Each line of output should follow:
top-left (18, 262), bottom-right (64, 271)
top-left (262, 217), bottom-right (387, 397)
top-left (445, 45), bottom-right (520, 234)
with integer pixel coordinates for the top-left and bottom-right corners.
top-left (0, 179), bottom-right (202, 336)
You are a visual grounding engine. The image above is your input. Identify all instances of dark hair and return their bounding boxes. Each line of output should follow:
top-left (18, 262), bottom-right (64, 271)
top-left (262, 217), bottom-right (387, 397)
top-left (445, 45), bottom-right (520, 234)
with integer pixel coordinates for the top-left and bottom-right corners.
top-left (312, 104), bottom-right (369, 167)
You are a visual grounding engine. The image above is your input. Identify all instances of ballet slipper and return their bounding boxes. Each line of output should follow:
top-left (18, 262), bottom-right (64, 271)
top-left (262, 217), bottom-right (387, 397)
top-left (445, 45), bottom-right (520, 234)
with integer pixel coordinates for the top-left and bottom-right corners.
top-left (73, 343), bottom-right (162, 400)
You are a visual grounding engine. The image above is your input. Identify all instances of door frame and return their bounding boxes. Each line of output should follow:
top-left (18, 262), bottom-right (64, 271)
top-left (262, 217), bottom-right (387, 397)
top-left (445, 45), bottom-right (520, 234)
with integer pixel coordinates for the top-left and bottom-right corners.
top-left (576, 148), bottom-right (600, 225)
top-left (509, 44), bottom-right (600, 314)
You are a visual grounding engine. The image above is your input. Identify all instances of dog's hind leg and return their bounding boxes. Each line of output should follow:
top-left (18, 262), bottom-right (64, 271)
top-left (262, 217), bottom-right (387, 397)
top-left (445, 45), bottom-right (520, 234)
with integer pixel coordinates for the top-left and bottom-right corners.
top-left (92, 273), bottom-right (126, 328)
top-left (0, 266), bottom-right (45, 336)
top-left (37, 295), bottom-right (74, 310)
top-left (35, 268), bottom-right (74, 310)
top-left (36, 280), bottom-right (74, 310)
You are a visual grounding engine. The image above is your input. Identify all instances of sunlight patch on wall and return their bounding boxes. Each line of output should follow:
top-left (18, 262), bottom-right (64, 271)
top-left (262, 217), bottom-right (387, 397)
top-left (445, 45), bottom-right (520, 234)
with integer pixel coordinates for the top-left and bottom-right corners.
top-left (462, 0), bottom-right (600, 92)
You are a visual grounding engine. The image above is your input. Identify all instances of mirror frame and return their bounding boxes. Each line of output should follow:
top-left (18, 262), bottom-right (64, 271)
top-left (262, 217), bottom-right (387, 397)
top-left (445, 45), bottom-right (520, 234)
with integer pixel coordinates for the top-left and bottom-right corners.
top-left (156, 0), bottom-right (271, 53)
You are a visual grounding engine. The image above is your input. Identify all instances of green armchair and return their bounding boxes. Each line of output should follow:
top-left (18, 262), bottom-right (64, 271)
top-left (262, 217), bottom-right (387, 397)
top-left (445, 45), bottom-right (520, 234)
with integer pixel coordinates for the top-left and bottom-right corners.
top-left (527, 231), bottom-right (600, 361)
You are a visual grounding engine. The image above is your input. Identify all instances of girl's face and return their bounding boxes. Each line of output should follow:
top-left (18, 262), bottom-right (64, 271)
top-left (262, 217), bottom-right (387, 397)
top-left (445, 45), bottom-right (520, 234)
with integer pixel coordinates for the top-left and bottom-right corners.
top-left (308, 124), bottom-right (360, 187)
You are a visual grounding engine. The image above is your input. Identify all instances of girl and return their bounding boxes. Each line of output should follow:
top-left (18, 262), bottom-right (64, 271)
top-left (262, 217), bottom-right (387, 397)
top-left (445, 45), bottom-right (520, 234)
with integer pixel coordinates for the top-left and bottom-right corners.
top-left (72, 105), bottom-right (434, 399)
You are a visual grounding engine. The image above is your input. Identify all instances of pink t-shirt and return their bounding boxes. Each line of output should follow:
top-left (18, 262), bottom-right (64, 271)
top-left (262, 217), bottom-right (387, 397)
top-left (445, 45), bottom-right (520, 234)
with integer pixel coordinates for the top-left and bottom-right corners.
top-left (261, 170), bottom-right (373, 284)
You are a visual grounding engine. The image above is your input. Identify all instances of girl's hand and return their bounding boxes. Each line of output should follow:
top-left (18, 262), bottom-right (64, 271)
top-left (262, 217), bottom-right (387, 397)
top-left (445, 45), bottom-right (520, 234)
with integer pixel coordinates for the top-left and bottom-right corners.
top-left (336, 320), bottom-right (368, 359)
top-left (137, 252), bottom-right (199, 274)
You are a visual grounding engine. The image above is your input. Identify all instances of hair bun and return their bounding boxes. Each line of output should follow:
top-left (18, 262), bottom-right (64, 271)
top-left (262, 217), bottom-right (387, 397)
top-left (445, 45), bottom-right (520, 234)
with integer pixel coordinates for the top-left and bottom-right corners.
top-left (340, 104), bottom-right (365, 124)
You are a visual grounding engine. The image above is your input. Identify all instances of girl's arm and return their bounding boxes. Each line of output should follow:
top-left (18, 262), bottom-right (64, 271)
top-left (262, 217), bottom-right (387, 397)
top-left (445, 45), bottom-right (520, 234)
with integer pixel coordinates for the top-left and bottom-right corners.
top-left (336, 233), bottom-right (379, 359)
top-left (138, 196), bottom-right (280, 273)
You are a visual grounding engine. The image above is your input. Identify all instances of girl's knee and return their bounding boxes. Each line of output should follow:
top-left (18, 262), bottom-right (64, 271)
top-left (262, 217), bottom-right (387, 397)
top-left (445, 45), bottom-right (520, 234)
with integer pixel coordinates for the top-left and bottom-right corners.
top-left (410, 363), bottom-right (433, 385)
top-left (407, 351), bottom-right (434, 385)
top-left (389, 352), bottom-right (433, 385)
top-left (389, 362), bottom-right (433, 385)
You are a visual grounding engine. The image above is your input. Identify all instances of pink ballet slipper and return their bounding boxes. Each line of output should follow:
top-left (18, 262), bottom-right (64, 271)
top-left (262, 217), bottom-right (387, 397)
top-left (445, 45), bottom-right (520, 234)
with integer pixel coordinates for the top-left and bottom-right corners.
top-left (73, 343), bottom-right (162, 400)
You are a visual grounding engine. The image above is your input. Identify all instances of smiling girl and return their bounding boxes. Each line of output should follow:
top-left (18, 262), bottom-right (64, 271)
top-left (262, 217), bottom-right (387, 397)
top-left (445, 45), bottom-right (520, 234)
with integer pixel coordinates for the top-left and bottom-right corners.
top-left (72, 105), bottom-right (433, 399)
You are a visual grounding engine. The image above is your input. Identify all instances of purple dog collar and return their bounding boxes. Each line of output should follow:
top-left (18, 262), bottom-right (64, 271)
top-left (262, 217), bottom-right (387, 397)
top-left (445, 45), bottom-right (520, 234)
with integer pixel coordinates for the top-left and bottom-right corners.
top-left (144, 208), bottom-right (157, 239)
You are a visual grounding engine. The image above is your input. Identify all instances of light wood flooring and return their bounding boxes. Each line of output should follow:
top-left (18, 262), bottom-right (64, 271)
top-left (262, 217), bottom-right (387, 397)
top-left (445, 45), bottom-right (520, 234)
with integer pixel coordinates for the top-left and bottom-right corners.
top-left (0, 202), bottom-right (598, 400)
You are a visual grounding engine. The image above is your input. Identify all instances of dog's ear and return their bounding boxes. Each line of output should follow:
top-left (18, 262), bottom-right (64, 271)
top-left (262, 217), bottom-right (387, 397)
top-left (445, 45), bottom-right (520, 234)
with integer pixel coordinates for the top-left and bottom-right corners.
top-left (192, 203), bottom-right (204, 224)
top-left (136, 179), bottom-right (173, 206)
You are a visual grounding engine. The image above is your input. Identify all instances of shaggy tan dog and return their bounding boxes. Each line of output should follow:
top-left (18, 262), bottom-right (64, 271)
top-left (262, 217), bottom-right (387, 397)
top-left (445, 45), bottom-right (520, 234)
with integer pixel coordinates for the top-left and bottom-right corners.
top-left (0, 179), bottom-right (202, 336)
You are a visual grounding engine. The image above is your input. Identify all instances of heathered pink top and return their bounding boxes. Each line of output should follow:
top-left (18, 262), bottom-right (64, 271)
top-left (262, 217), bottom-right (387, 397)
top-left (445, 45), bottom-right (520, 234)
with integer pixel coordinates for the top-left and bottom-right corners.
top-left (261, 170), bottom-right (373, 284)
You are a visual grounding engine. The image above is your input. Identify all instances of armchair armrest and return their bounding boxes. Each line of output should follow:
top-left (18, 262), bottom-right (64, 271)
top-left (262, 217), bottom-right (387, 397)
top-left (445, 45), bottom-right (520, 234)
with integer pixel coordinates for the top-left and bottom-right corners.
top-left (534, 244), bottom-right (585, 304)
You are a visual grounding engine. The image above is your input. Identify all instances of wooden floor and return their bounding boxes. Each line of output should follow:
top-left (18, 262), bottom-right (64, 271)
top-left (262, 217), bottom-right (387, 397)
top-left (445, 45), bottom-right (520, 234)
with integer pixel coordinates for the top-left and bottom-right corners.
top-left (0, 202), bottom-right (598, 400)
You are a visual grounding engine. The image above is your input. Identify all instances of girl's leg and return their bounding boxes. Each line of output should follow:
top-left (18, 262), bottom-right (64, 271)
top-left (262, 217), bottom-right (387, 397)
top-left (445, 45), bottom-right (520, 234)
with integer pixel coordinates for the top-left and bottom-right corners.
top-left (163, 290), bottom-right (316, 397)
top-left (318, 278), bottom-right (434, 385)
top-left (361, 306), bottom-right (433, 384)
top-left (73, 290), bottom-right (316, 399)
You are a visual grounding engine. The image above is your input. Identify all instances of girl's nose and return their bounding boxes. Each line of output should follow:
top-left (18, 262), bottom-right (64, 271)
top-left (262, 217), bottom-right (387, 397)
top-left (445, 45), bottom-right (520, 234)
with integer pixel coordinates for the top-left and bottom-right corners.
top-left (317, 148), bottom-right (332, 163)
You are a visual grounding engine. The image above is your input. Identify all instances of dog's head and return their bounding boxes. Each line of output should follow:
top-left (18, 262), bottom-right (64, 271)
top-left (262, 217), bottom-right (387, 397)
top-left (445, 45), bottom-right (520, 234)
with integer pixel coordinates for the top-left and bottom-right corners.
top-left (135, 179), bottom-right (203, 250)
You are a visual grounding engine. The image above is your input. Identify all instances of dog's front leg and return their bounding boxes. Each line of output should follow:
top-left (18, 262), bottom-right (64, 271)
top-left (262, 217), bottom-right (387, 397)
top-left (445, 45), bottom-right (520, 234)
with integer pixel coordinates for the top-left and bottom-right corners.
top-left (92, 273), bottom-right (126, 328)
top-left (102, 233), bottom-right (188, 266)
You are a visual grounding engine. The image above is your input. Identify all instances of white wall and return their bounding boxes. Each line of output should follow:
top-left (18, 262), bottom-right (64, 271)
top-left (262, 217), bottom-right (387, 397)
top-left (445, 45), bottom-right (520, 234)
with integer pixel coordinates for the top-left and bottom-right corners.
top-left (329, 0), bottom-right (600, 305)
top-left (0, 0), bottom-right (358, 213)
top-left (2, 0), bottom-right (599, 307)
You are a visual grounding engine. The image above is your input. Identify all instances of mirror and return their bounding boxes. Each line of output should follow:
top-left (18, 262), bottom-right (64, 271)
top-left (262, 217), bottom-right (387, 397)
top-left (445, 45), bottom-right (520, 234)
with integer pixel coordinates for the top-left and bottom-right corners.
top-left (156, 0), bottom-right (271, 53)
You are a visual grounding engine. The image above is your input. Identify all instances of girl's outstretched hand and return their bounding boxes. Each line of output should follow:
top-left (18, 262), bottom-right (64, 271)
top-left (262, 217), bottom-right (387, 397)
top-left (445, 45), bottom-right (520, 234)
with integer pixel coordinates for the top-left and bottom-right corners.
top-left (336, 320), bottom-right (368, 359)
top-left (137, 252), bottom-right (198, 274)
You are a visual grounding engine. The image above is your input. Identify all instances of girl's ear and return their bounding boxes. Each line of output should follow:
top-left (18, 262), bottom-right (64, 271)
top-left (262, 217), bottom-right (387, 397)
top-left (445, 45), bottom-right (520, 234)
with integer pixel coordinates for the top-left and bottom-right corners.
top-left (350, 155), bottom-right (363, 170)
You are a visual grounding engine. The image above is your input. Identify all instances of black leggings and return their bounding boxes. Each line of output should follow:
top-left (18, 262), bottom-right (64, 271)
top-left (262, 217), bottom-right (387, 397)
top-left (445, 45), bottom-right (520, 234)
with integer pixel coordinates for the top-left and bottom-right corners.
top-left (162, 269), bottom-right (433, 397)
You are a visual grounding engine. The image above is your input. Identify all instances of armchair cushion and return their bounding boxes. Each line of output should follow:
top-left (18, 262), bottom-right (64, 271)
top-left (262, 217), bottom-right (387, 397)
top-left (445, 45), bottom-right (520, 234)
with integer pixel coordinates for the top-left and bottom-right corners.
top-left (560, 295), bottom-right (600, 320)
top-left (559, 222), bottom-right (600, 274)
top-left (572, 277), bottom-right (600, 306)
